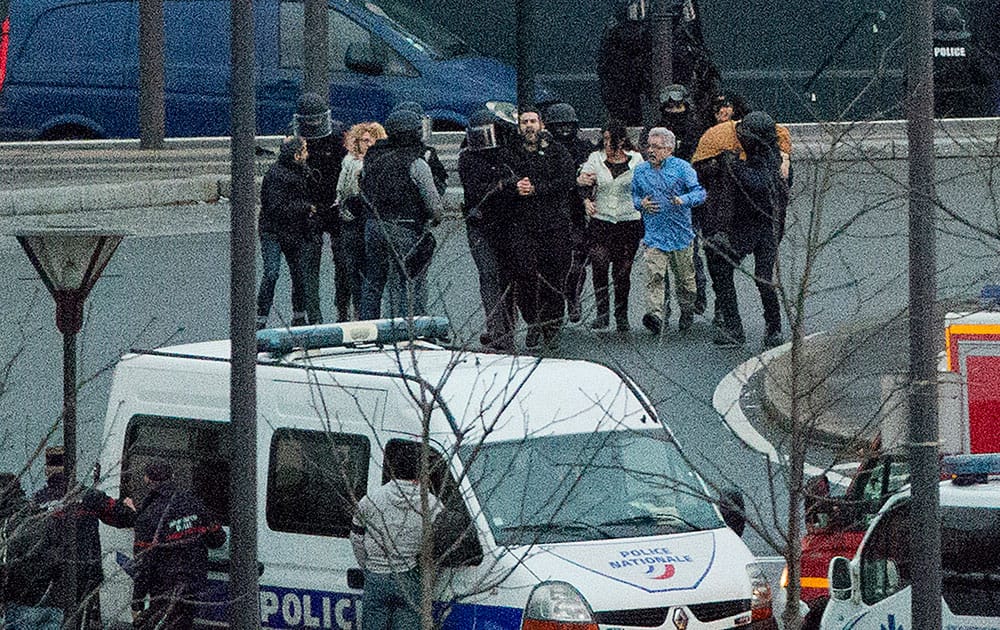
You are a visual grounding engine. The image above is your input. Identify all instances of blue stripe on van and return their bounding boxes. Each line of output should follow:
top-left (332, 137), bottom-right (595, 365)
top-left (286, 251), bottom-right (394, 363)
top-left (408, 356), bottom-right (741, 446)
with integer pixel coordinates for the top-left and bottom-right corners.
top-left (197, 580), bottom-right (523, 630)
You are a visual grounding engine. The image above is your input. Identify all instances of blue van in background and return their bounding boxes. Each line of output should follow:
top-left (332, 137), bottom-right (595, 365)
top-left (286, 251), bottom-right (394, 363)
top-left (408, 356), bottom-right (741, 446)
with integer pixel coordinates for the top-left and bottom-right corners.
top-left (0, 0), bottom-right (551, 140)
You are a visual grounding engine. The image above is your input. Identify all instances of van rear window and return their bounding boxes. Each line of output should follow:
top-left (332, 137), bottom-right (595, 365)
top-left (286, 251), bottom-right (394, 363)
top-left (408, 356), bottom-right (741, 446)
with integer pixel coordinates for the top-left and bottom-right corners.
top-left (266, 428), bottom-right (370, 537)
top-left (123, 415), bottom-right (231, 525)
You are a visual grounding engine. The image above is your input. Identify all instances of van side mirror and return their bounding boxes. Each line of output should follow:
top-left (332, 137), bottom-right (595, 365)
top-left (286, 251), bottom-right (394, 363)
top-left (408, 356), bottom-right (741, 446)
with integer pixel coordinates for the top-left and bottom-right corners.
top-left (829, 556), bottom-right (853, 601)
top-left (718, 487), bottom-right (746, 537)
top-left (345, 42), bottom-right (384, 76)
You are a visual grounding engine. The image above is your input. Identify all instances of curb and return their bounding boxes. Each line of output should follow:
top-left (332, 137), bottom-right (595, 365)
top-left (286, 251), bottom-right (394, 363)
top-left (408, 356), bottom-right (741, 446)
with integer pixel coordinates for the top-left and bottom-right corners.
top-left (760, 331), bottom-right (866, 449)
top-left (0, 175), bottom-right (222, 216)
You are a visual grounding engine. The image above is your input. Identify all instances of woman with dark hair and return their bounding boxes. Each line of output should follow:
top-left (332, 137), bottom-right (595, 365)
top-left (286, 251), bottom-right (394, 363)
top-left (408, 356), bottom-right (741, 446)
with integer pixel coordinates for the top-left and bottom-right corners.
top-left (577, 119), bottom-right (645, 332)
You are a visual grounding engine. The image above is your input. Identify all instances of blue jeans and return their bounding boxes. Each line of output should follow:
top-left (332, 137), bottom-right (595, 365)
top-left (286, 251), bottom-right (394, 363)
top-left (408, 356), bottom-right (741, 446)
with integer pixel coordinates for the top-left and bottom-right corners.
top-left (3, 604), bottom-right (63, 630)
top-left (257, 232), bottom-right (322, 326)
top-left (360, 220), bottom-right (429, 320)
top-left (361, 569), bottom-right (421, 630)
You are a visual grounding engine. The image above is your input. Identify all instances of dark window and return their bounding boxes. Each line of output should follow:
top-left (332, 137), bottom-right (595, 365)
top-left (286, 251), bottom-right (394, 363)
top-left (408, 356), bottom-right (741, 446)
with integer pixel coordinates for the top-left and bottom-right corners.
top-left (382, 439), bottom-right (482, 566)
top-left (123, 415), bottom-right (230, 524)
top-left (278, 1), bottom-right (415, 76)
top-left (860, 502), bottom-right (911, 605)
top-left (266, 428), bottom-right (370, 537)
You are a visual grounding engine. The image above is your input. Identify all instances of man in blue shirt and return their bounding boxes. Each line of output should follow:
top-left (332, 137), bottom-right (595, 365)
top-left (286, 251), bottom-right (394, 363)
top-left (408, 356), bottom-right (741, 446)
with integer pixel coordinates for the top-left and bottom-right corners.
top-left (631, 128), bottom-right (706, 335)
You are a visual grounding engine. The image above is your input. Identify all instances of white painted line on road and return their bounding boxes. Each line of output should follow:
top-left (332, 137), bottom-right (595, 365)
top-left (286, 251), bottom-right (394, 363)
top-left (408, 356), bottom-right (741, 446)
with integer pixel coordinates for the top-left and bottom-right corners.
top-left (713, 335), bottom-right (852, 487)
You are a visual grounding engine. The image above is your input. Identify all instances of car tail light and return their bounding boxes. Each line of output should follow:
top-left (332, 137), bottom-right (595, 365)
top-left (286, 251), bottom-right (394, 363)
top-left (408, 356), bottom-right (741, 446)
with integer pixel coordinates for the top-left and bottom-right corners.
top-left (521, 582), bottom-right (598, 630)
top-left (748, 566), bottom-right (773, 621)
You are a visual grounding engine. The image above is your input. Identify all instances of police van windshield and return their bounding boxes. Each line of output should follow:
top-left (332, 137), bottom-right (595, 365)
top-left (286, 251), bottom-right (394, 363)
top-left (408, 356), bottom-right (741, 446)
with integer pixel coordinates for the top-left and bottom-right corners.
top-left (361, 0), bottom-right (471, 59)
top-left (941, 506), bottom-right (1000, 616)
top-left (459, 429), bottom-right (723, 546)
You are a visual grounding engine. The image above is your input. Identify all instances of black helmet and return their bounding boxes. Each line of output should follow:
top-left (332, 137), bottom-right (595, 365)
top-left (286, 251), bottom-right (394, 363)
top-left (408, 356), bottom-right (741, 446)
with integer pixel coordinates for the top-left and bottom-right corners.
top-left (391, 101), bottom-right (432, 141)
top-left (544, 103), bottom-right (580, 142)
top-left (736, 111), bottom-right (778, 153)
top-left (293, 92), bottom-right (332, 139)
top-left (934, 5), bottom-right (971, 42)
top-left (385, 109), bottom-right (423, 143)
top-left (544, 102), bottom-right (579, 125)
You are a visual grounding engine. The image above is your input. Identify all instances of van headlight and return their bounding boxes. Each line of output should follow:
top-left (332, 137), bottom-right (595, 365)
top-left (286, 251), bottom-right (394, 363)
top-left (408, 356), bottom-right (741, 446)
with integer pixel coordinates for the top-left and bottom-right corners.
top-left (747, 565), bottom-right (774, 621)
top-left (522, 582), bottom-right (597, 630)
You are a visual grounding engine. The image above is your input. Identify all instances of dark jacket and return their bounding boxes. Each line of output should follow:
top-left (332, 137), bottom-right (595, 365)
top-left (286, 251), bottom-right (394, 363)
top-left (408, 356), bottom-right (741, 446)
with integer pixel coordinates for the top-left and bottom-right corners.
top-left (259, 143), bottom-right (314, 239)
top-left (1, 497), bottom-right (63, 607)
top-left (655, 110), bottom-right (700, 162)
top-left (596, 20), bottom-right (651, 100)
top-left (693, 150), bottom-right (788, 255)
top-left (360, 137), bottom-right (430, 226)
top-left (457, 146), bottom-right (517, 236)
top-left (500, 138), bottom-right (577, 235)
top-left (87, 484), bottom-right (225, 608)
top-left (305, 131), bottom-right (348, 234)
top-left (34, 475), bottom-right (104, 601)
top-left (554, 135), bottom-right (598, 232)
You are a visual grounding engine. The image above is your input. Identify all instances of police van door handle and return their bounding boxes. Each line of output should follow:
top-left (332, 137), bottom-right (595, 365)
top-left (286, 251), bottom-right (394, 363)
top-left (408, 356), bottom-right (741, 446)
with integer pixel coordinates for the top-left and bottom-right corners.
top-left (347, 567), bottom-right (365, 589)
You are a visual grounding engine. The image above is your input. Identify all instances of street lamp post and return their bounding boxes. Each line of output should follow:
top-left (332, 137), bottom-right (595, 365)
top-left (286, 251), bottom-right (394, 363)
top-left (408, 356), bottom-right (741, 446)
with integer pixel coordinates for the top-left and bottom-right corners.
top-left (15, 226), bottom-right (125, 626)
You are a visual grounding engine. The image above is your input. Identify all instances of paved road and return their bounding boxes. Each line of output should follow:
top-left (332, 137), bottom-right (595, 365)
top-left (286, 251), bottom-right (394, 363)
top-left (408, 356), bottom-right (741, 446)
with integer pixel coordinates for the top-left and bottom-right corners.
top-left (2, 145), bottom-right (999, 564)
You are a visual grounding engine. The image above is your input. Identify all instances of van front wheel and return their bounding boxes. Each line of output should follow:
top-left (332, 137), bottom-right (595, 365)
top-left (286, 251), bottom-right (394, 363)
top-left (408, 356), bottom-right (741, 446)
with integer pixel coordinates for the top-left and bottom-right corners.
top-left (40, 125), bottom-right (100, 141)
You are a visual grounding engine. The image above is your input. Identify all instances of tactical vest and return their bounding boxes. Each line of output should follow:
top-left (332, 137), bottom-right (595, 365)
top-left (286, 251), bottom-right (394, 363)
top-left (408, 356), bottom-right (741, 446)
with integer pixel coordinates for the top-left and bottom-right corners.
top-left (360, 145), bottom-right (426, 225)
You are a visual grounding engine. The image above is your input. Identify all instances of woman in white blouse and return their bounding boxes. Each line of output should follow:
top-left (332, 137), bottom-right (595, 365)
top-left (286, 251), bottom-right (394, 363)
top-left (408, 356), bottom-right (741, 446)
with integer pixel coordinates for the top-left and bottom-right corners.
top-left (577, 120), bottom-right (645, 332)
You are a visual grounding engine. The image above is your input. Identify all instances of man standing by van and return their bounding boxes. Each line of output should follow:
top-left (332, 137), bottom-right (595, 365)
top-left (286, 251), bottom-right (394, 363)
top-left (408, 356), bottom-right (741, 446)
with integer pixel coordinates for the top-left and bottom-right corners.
top-left (85, 461), bottom-right (226, 629)
top-left (351, 442), bottom-right (442, 630)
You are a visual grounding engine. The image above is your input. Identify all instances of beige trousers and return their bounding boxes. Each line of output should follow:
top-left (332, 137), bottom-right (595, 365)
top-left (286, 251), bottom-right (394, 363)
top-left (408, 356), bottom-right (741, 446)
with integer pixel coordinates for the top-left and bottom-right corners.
top-left (643, 243), bottom-right (696, 319)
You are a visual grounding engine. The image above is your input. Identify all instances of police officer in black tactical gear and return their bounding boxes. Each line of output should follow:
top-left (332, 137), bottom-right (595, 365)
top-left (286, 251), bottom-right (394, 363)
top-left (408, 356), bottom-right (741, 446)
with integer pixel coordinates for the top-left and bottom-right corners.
top-left (389, 101), bottom-right (449, 196)
top-left (359, 109), bottom-right (444, 319)
top-left (458, 109), bottom-right (519, 352)
top-left (702, 111), bottom-right (789, 349)
top-left (544, 102), bottom-right (596, 324)
top-left (294, 92), bottom-right (348, 324)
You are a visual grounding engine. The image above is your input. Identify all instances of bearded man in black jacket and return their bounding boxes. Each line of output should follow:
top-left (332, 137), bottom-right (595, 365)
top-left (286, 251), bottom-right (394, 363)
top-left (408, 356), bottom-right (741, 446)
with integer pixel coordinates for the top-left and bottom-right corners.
top-left (500, 108), bottom-right (577, 351)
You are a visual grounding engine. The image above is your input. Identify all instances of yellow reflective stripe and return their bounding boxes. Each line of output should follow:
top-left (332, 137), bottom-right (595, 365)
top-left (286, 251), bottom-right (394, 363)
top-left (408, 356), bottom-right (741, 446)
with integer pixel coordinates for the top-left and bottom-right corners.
top-left (800, 576), bottom-right (829, 589)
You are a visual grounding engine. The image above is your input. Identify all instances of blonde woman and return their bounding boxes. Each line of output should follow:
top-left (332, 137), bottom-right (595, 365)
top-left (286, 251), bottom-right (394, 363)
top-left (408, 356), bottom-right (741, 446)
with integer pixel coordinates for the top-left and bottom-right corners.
top-left (332, 122), bottom-right (386, 321)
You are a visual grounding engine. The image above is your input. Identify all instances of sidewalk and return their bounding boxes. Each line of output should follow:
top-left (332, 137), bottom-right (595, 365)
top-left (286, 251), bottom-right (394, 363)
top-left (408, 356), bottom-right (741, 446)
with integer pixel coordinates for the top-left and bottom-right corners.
top-left (761, 300), bottom-right (973, 448)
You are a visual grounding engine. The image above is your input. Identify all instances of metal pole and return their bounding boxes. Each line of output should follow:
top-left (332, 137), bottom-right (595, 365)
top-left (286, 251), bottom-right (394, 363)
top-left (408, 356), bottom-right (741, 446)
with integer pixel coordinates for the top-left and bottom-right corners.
top-left (515, 0), bottom-right (534, 111)
top-left (906, 0), bottom-right (941, 628)
top-left (138, 0), bottom-right (165, 148)
top-left (229, 0), bottom-right (259, 626)
top-left (649, 0), bottom-right (674, 115)
top-left (303, 0), bottom-right (329, 97)
top-left (61, 327), bottom-right (79, 626)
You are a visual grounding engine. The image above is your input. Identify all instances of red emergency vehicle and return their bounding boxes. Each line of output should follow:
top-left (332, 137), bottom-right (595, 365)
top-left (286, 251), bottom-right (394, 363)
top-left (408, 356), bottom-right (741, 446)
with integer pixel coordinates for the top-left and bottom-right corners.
top-left (787, 307), bottom-right (1000, 629)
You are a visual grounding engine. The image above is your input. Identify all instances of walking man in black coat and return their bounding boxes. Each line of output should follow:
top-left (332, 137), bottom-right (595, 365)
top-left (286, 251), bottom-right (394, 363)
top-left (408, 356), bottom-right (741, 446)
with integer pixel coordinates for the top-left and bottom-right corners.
top-left (501, 108), bottom-right (577, 351)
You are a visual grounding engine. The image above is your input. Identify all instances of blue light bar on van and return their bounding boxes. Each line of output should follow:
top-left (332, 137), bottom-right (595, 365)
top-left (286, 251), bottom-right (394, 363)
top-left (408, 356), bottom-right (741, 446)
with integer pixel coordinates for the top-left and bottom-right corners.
top-left (942, 453), bottom-right (1000, 486)
top-left (256, 317), bottom-right (451, 354)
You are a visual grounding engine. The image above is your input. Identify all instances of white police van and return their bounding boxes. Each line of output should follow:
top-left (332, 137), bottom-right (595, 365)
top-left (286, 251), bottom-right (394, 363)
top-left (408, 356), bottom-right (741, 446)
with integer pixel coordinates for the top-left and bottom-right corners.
top-left (820, 453), bottom-right (1000, 630)
top-left (97, 317), bottom-right (777, 629)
